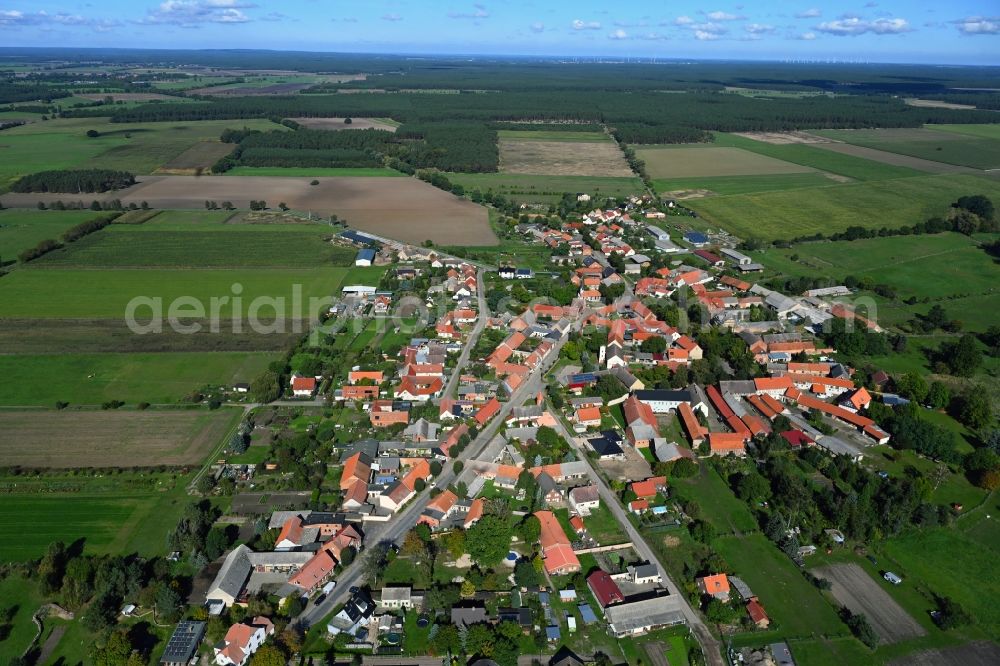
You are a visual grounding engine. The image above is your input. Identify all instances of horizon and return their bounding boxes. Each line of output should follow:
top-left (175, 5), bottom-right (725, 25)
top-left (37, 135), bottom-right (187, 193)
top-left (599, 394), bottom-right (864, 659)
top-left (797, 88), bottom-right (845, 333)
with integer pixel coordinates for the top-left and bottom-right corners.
top-left (1, 1), bottom-right (999, 66)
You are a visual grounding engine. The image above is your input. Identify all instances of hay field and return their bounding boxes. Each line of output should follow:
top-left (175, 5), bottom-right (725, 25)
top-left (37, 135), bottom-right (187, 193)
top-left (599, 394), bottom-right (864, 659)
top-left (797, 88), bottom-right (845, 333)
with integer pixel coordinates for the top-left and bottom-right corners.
top-left (76, 92), bottom-right (178, 102)
top-left (0, 409), bottom-right (240, 467)
top-left (446, 172), bottom-right (644, 203)
top-left (499, 138), bottom-right (634, 177)
top-left (0, 175), bottom-right (495, 246)
top-left (636, 145), bottom-right (815, 179)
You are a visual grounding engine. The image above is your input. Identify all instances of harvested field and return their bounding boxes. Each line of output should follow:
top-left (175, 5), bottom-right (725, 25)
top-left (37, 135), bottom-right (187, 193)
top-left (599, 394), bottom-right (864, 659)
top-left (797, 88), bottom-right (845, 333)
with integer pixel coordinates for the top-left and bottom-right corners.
top-left (156, 141), bottom-right (234, 174)
top-left (904, 98), bottom-right (978, 110)
top-left (0, 175), bottom-right (495, 246)
top-left (0, 409), bottom-right (240, 467)
top-left (732, 131), bottom-right (831, 144)
top-left (289, 117), bottom-right (398, 132)
top-left (0, 318), bottom-right (304, 353)
top-left (811, 142), bottom-right (973, 174)
top-left (889, 641), bottom-right (1000, 666)
top-left (636, 145), bottom-right (815, 179)
top-left (499, 138), bottom-right (634, 177)
top-left (814, 563), bottom-right (925, 644)
top-left (77, 92), bottom-right (177, 102)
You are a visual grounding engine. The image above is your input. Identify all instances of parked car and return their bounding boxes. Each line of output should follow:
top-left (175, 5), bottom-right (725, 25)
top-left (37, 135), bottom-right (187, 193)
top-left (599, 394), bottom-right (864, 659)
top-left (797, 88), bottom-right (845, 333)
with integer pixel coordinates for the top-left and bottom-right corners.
top-left (884, 571), bottom-right (903, 585)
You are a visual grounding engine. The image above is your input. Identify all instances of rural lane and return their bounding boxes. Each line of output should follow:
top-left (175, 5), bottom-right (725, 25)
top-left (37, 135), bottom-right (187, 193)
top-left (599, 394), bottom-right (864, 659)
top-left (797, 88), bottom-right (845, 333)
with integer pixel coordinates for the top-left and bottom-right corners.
top-left (442, 267), bottom-right (489, 399)
top-left (547, 413), bottom-right (725, 666)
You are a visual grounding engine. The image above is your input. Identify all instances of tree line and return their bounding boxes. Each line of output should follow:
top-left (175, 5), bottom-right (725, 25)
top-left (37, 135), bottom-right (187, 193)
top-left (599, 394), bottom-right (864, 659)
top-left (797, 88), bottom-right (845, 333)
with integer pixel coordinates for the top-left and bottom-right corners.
top-left (12, 169), bottom-right (136, 193)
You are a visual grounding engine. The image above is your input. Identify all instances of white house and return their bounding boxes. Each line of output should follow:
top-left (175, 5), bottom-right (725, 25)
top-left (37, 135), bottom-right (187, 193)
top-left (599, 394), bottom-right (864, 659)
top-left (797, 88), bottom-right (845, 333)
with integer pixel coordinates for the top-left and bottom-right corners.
top-left (568, 485), bottom-right (601, 517)
top-left (379, 587), bottom-right (414, 610)
top-left (214, 617), bottom-right (274, 666)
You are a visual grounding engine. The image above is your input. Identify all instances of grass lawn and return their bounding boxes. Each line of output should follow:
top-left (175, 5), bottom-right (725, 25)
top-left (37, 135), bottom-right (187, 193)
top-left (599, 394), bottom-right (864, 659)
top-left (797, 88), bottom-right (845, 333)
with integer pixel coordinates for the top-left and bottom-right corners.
top-left (0, 575), bottom-right (45, 662)
top-left (0, 469), bottom-right (198, 561)
top-left (581, 504), bottom-right (627, 544)
top-left (0, 266), bottom-right (370, 318)
top-left (933, 123), bottom-right (1000, 140)
top-left (0, 352), bottom-right (276, 405)
top-left (0, 117), bottom-right (283, 187)
top-left (225, 166), bottom-right (406, 177)
top-left (715, 534), bottom-right (847, 640)
top-left (653, 172), bottom-right (836, 196)
top-left (0, 209), bottom-right (100, 263)
top-left (381, 556), bottom-right (431, 589)
top-left (881, 499), bottom-right (1000, 639)
top-left (33, 225), bottom-right (355, 268)
top-left (686, 173), bottom-right (1000, 241)
top-left (671, 466), bottom-right (758, 535)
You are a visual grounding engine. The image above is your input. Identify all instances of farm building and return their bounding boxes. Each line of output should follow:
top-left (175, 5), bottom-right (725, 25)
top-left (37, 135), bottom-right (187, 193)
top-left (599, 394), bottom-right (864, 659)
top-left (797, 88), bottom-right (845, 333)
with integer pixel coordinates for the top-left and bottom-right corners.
top-left (160, 621), bottom-right (207, 666)
top-left (355, 248), bottom-right (376, 266)
top-left (684, 231), bottom-right (709, 247)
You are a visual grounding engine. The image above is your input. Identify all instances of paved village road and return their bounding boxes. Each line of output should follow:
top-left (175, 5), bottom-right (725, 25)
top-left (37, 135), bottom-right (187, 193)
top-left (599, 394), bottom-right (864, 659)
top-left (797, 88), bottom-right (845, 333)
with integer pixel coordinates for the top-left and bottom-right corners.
top-left (443, 268), bottom-right (489, 399)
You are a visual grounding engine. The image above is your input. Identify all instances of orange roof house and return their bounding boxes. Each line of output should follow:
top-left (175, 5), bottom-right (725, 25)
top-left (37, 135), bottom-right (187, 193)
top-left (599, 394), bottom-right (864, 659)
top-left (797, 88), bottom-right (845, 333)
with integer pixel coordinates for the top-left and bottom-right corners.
top-left (401, 458), bottom-right (432, 491)
top-left (464, 498), bottom-right (484, 528)
top-left (754, 376), bottom-right (794, 395)
top-left (678, 402), bottom-right (706, 445)
top-left (697, 574), bottom-right (731, 601)
top-left (536, 510), bottom-right (580, 575)
top-left (623, 395), bottom-right (657, 429)
top-left (340, 452), bottom-right (372, 490)
top-left (439, 423), bottom-right (469, 457)
top-left (575, 406), bottom-right (602, 427)
top-left (349, 370), bottom-right (384, 384)
top-left (475, 398), bottom-right (502, 426)
top-left (708, 432), bottom-right (747, 456)
top-left (630, 476), bottom-right (667, 499)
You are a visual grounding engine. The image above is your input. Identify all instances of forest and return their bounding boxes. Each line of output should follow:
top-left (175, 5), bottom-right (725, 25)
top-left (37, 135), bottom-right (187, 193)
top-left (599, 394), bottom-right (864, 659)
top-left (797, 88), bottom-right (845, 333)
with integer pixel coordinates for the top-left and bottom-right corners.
top-left (100, 90), bottom-right (997, 137)
top-left (11, 169), bottom-right (137, 193)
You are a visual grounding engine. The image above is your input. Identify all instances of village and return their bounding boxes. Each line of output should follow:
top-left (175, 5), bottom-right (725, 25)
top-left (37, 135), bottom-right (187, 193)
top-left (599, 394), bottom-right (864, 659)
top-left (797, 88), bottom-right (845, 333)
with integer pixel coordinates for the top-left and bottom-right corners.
top-left (138, 189), bottom-right (941, 666)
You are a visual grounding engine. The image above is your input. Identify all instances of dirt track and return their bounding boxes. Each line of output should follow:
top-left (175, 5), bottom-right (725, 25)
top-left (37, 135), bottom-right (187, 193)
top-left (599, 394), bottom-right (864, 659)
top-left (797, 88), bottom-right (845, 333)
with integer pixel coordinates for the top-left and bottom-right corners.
top-left (0, 175), bottom-right (496, 246)
top-left (815, 563), bottom-right (926, 644)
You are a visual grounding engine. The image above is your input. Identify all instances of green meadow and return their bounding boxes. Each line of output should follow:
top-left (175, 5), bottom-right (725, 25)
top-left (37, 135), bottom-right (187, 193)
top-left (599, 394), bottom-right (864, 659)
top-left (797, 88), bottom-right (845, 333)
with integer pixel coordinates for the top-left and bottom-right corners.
top-left (686, 174), bottom-right (1000, 241)
top-left (0, 267), bottom-right (362, 318)
top-left (0, 209), bottom-right (100, 262)
top-left (0, 117), bottom-right (283, 187)
top-left (225, 166), bottom-right (406, 177)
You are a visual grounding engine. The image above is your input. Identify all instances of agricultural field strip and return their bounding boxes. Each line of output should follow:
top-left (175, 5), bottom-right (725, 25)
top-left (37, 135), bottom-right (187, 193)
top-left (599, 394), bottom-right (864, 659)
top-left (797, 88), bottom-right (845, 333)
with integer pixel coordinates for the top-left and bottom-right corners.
top-left (499, 138), bottom-right (635, 178)
top-left (636, 145), bottom-right (816, 179)
top-left (810, 127), bottom-right (1000, 171)
top-left (814, 564), bottom-right (926, 644)
top-left (0, 409), bottom-right (241, 467)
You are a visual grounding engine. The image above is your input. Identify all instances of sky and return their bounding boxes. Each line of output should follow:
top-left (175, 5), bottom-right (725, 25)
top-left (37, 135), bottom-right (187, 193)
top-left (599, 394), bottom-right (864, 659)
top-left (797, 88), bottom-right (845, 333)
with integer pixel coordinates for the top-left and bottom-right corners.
top-left (0, 1), bottom-right (998, 65)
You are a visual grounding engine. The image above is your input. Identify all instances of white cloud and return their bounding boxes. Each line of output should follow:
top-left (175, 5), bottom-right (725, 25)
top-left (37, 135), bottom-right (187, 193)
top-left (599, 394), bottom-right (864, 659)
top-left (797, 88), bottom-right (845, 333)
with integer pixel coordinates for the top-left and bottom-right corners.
top-left (744, 23), bottom-right (775, 35)
top-left (638, 32), bottom-right (668, 41)
top-left (0, 9), bottom-right (120, 31)
top-left (141, 1), bottom-right (257, 26)
top-left (608, 28), bottom-right (628, 40)
top-left (816, 16), bottom-right (911, 35)
top-left (694, 29), bottom-right (721, 40)
top-left (449, 4), bottom-right (489, 20)
top-left (691, 22), bottom-right (727, 35)
top-left (673, 15), bottom-right (694, 26)
top-left (953, 16), bottom-right (1000, 35)
top-left (705, 11), bottom-right (743, 21)
top-left (796, 31), bottom-right (817, 40)
top-left (529, 21), bottom-right (545, 33)
top-left (795, 8), bottom-right (821, 19)
top-left (571, 19), bottom-right (601, 30)
top-left (381, 13), bottom-right (402, 22)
